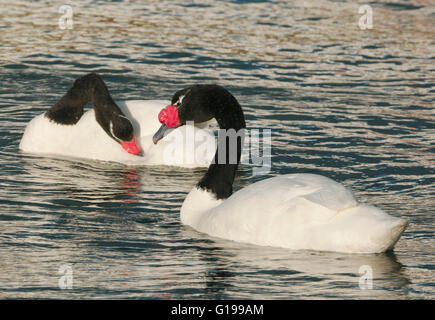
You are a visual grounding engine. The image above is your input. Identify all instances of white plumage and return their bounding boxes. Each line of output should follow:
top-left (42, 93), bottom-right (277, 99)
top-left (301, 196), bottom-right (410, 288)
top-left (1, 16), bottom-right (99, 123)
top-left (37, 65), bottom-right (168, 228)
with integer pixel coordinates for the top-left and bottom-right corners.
top-left (181, 174), bottom-right (408, 253)
top-left (19, 100), bottom-right (215, 167)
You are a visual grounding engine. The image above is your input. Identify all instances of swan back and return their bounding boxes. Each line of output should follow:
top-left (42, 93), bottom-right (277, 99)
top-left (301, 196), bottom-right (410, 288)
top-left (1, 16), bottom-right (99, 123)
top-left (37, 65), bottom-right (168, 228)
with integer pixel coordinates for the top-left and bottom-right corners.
top-left (182, 174), bottom-right (407, 253)
top-left (19, 110), bottom-right (136, 162)
top-left (20, 100), bottom-right (215, 167)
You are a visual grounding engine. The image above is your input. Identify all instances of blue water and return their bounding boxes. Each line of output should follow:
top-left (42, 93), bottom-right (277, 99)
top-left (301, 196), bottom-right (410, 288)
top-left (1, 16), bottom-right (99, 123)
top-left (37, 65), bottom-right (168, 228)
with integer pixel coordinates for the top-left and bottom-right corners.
top-left (0, 0), bottom-right (434, 299)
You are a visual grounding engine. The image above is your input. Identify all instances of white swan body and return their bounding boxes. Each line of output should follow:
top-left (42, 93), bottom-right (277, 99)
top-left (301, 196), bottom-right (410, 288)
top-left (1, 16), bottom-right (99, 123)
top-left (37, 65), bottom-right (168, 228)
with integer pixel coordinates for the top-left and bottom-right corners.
top-left (19, 100), bottom-right (215, 167)
top-left (181, 174), bottom-right (408, 253)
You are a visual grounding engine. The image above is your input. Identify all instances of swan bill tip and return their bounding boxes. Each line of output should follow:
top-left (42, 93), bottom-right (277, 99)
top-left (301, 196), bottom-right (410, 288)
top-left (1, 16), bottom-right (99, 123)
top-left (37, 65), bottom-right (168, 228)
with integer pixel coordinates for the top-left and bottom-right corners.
top-left (153, 123), bottom-right (175, 144)
top-left (121, 136), bottom-right (141, 155)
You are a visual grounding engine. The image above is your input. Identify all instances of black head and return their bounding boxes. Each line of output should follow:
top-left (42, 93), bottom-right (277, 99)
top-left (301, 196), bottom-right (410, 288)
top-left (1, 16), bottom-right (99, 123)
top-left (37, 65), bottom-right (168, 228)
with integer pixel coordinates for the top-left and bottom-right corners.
top-left (96, 111), bottom-right (140, 155)
top-left (45, 72), bottom-right (141, 155)
top-left (172, 85), bottom-right (216, 125)
top-left (153, 84), bottom-right (246, 144)
top-left (108, 114), bottom-right (134, 141)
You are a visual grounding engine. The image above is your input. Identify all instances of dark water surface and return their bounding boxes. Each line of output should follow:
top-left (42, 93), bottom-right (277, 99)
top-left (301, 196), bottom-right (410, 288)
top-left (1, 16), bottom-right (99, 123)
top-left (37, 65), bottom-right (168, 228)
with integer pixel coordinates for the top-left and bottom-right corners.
top-left (0, 0), bottom-right (434, 299)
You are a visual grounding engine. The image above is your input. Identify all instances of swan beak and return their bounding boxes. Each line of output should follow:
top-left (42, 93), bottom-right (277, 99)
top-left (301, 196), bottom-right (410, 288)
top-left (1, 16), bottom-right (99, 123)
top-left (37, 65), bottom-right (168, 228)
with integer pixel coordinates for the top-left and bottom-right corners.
top-left (121, 136), bottom-right (141, 155)
top-left (152, 123), bottom-right (175, 144)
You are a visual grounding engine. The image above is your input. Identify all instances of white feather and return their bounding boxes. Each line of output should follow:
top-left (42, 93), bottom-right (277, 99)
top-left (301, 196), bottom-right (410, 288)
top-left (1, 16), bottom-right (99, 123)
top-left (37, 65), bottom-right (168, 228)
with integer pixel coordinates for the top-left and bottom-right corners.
top-left (181, 174), bottom-right (408, 253)
top-left (19, 100), bottom-right (216, 167)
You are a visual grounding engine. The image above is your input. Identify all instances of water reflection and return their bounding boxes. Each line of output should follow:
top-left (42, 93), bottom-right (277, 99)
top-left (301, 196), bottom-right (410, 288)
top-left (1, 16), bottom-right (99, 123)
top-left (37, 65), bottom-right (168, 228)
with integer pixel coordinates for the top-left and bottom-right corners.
top-left (122, 169), bottom-right (140, 203)
top-left (0, 0), bottom-right (433, 299)
top-left (19, 154), bottom-right (202, 198)
top-left (182, 227), bottom-right (410, 298)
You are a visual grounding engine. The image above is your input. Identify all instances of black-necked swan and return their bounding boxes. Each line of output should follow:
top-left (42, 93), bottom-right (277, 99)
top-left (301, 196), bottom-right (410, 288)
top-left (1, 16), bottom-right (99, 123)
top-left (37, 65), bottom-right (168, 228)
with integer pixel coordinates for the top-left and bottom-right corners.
top-left (152, 84), bottom-right (408, 254)
top-left (19, 73), bottom-right (215, 167)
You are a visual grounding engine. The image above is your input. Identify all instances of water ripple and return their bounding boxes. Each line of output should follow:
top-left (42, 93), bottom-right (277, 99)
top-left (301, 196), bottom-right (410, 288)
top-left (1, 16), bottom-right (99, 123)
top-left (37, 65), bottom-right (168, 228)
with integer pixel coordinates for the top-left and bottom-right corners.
top-left (0, 0), bottom-right (434, 299)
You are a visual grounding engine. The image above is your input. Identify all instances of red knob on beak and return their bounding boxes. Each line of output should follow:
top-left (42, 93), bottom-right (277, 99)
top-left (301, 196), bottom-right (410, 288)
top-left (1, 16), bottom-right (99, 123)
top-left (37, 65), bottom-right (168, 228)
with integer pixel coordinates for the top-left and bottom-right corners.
top-left (158, 105), bottom-right (179, 128)
top-left (121, 136), bottom-right (141, 155)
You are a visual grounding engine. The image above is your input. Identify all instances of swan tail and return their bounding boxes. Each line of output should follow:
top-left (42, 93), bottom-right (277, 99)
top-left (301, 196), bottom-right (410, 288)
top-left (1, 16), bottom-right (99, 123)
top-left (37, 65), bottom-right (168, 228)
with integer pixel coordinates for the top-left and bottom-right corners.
top-left (330, 205), bottom-right (408, 253)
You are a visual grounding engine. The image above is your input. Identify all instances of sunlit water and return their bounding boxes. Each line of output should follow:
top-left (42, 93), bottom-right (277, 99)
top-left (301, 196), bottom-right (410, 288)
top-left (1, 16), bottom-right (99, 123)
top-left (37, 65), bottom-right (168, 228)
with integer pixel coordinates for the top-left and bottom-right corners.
top-left (0, 0), bottom-right (434, 299)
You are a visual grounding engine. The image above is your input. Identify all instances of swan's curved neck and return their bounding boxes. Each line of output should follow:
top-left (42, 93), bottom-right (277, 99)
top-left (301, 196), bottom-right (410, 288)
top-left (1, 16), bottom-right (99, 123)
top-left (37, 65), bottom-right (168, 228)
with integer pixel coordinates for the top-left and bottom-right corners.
top-left (45, 73), bottom-right (123, 129)
top-left (196, 94), bottom-right (246, 200)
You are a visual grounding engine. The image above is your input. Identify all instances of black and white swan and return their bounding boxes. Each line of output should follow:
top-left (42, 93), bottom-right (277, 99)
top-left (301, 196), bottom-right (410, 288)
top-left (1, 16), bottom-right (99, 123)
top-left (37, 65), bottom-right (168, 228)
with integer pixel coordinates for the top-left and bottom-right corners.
top-left (19, 73), bottom-right (214, 167)
top-left (153, 84), bottom-right (408, 253)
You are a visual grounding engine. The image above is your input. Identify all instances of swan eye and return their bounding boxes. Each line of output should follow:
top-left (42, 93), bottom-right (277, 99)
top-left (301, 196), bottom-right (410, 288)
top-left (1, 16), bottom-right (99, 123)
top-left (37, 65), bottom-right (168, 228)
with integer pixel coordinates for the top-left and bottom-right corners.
top-left (175, 94), bottom-right (186, 107)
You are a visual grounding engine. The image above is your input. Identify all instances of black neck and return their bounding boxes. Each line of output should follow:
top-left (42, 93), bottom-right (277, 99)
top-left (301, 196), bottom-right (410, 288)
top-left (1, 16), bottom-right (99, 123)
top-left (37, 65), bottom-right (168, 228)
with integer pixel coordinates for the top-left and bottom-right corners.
top-left (197, 92), bottom-right (246, 200)
top-left (45, 73), bottom-right (123, 129)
